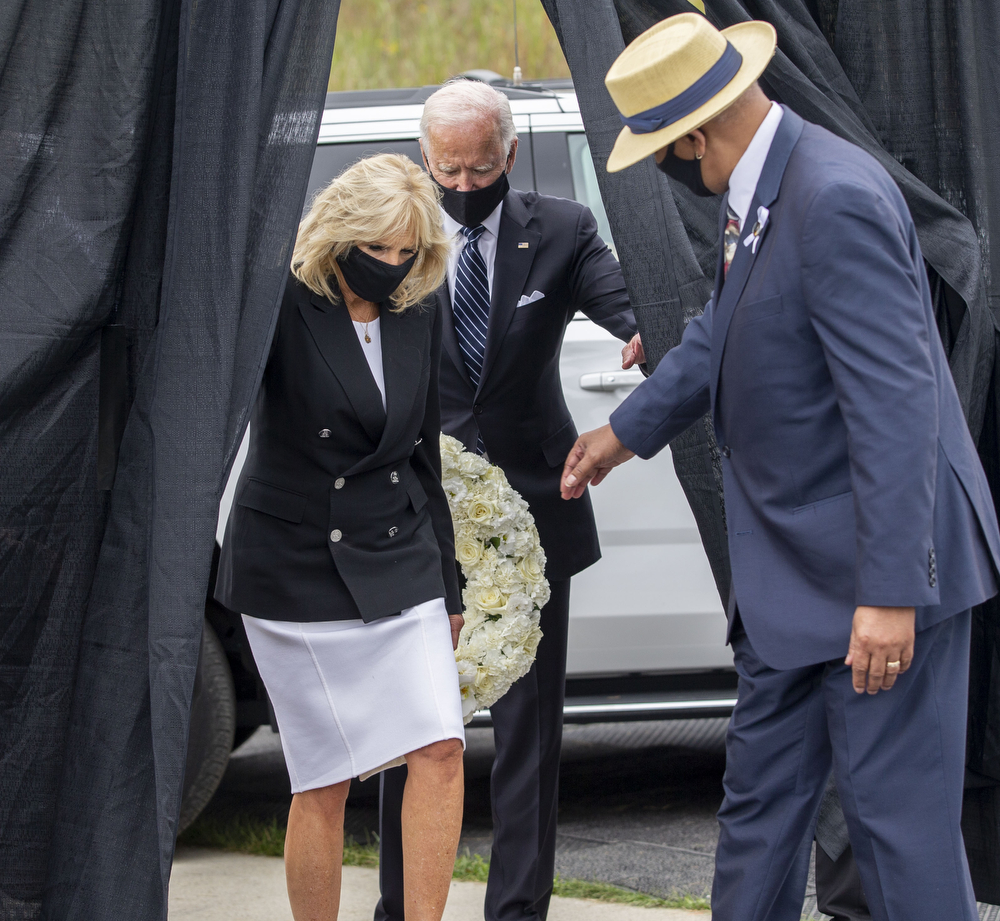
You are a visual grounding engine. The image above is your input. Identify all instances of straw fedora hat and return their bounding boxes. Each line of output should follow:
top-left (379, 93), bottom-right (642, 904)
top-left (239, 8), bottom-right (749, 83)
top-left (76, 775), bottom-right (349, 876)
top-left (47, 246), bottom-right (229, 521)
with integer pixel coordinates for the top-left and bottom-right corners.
top-left (605, 13), bottom-right (777, 172)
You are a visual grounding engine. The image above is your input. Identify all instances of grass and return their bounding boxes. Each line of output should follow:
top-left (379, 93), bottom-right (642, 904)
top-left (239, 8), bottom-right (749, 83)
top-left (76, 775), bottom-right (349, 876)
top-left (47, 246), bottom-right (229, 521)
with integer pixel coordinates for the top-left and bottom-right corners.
top-left (179, 814), bottom-right (287, 858)
top-left (329, 0), bottom-right (571, 91)
top-left (343, 837), bottom-right (380, 868)
top-left (552, 876), bottom-right (711, 911)
top-left (179, 814), bottom-right (711, 911)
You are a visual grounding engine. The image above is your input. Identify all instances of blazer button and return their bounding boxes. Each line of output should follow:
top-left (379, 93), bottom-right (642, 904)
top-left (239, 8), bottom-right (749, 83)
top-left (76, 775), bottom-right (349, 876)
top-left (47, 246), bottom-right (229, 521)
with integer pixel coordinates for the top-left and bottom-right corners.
top-left (334, 477), bottom-right (346, 490)
top-left (319, 428), bottom-right (331, 438)
top-left (721, 445), bottom-right (731, 458)
top-left (390, 471), bottom-right (399, 484)
top-left (473, 403), bottom-right (483, 415)
top-left (330, 529), bottom-right (342, 542)
top-left (388, 526), bottom-right (399, 537)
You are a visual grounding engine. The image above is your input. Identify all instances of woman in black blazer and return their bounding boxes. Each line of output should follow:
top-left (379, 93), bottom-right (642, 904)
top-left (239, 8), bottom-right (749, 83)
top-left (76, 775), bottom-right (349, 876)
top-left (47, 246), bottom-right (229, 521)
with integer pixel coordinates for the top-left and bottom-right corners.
top-left (215, 154), bottom-right (463, 921)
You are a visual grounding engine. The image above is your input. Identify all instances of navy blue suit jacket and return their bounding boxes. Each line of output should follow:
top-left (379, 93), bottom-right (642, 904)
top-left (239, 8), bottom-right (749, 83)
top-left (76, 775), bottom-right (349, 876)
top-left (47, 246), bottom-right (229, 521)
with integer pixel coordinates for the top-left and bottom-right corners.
top-left (611, 107), bottom-right (1000, 669)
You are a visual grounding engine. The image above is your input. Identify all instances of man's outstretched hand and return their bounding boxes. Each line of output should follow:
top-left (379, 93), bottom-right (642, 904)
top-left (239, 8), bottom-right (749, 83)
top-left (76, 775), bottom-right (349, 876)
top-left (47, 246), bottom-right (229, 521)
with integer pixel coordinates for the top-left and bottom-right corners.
top-left (561, 425), bottom-right (635, 499)
top-left (621, 333), bottom-right (646, 369)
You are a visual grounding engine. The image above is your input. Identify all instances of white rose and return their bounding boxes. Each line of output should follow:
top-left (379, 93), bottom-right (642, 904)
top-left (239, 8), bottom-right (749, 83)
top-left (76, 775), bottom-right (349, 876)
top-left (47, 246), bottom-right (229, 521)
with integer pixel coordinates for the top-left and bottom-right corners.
top-left (474, 584), bottom-right (506, 614)
top-left (467, 497), bottom-right (496, 524)
top-left (516, 553), bottom-right (545, 585)
top-left (456, 534), bottom-right (483, 568)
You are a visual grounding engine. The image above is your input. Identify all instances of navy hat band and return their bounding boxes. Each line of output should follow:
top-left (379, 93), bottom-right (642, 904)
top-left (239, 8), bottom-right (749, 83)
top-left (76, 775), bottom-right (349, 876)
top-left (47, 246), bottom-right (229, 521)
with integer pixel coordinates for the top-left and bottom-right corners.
top-left (620, 42), bottom-right (744, 135)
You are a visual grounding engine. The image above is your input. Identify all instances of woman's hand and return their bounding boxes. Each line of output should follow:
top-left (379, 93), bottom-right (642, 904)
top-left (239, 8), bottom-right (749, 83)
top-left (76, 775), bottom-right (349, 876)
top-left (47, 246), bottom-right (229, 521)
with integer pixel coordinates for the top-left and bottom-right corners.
top-left (449, 614), bottom-right (465, 650)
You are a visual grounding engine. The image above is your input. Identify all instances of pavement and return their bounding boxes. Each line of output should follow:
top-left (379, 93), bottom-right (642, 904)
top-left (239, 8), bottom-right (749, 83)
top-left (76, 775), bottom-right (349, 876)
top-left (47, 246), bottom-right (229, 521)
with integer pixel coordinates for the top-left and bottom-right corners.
top-left (171, 723), bottom-right (1000, 921)
top-left (204, 720), bottom-right (730, 902)
top-left (168, 847), bottom-right (709, 920)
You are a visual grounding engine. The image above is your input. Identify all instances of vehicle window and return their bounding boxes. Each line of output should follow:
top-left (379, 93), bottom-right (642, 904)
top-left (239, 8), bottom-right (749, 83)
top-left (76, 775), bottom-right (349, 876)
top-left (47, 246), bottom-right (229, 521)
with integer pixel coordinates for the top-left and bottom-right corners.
top-left (528, 131), bottom-right (573, 200)
top-left (306, 140), bottom-right (424, 204)
top-left (567, 133), bottom-right (616, 258)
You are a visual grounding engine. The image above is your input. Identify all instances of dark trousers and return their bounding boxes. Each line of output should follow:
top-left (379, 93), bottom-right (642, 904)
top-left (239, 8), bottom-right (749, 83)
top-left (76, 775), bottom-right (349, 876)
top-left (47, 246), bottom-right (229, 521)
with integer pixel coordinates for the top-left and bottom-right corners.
top-left (817, 843), bottom-right (871, 921)
top-left (712, 611), bottom-right (977, 921)
top-left (375, 579), bottom-right (571, 921)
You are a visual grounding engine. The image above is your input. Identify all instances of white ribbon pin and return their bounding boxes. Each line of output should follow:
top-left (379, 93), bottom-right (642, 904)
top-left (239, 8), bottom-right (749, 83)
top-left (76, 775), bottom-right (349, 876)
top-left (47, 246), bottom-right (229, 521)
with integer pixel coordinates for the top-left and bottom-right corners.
top-left (743, 205), bottom-right (770, 254)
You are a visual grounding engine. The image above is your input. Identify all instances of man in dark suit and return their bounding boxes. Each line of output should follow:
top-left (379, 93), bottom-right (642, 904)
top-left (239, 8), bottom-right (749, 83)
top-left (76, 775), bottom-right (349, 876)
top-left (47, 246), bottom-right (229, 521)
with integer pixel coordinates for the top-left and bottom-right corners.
top-left (375, 79), bottom-right (641, 921)
top-left (562, 13), bottom-right (1000, 921)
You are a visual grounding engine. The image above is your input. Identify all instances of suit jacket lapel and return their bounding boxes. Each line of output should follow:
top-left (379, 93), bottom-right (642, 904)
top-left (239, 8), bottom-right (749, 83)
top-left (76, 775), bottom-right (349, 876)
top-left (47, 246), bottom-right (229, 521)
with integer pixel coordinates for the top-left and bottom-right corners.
top-left (478, 191), bottom-right (540, 392)
top-left (436, 285), bottom-right (473, 389)
top-left (373, 304), bottom-right (422, 461)
top-left (299, 293), bottom-right (386, 446)
top-left (710, 107), bottom-right (805, 410)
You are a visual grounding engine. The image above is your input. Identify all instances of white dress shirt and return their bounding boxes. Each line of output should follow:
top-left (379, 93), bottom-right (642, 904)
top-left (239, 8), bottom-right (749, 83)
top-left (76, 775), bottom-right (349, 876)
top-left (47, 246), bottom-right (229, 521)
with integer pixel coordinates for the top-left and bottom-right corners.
top-left (442, 200), bottom-right (504, 303)
top-left (726, 102), bottom-right (783, 232)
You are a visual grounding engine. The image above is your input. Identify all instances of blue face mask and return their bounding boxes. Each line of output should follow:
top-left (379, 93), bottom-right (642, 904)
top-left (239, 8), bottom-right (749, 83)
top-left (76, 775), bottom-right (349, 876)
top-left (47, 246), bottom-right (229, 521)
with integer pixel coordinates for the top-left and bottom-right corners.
top-left (656, 144), bottom-right (715, 198)
top-left (337, 247), bottom-right (416, 303)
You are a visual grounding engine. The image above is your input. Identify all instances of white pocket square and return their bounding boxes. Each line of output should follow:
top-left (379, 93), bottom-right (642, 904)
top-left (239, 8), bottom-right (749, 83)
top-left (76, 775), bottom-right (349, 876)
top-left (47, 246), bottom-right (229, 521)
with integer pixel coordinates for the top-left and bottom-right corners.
top-left (516, 290), bottom-right (546, 308)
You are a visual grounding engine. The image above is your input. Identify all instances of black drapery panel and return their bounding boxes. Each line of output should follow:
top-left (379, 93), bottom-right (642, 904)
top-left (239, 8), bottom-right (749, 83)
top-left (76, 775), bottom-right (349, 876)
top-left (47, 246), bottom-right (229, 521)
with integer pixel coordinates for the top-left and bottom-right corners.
top-left (0, 1), bottom-right (340, 917)
top-left (540, 0), bottom-right (1000, 900)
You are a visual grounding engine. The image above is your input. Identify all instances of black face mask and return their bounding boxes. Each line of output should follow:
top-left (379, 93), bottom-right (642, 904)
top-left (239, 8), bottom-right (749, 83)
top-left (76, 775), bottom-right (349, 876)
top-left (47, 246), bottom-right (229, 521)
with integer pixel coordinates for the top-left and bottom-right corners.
top-left (337, 247), bottom-right (416, 303)
top-left (656, 144), bottom-right (715, 198)
top-left (432, 166), bottom-right (510, 228)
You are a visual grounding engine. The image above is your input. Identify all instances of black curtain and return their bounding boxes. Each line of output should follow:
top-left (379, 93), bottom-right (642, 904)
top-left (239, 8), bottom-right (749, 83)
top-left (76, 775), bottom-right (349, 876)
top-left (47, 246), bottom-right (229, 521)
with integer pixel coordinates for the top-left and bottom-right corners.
top-left (539, 0), bottom-right (1000, 901)
top-left (0, 1), bottom-right (340, 917)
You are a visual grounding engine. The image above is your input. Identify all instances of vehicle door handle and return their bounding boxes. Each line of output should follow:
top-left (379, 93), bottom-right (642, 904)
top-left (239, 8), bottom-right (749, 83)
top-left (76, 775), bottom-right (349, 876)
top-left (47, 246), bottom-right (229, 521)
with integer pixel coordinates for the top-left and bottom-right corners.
top-left (579, 369), bottom-right (645, 391)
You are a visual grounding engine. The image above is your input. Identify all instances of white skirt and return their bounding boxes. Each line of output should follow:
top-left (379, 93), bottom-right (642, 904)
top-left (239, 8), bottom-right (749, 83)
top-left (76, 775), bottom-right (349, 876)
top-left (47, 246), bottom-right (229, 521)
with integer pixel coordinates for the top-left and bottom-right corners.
top-left (242, 597), bottom-right (465, 793)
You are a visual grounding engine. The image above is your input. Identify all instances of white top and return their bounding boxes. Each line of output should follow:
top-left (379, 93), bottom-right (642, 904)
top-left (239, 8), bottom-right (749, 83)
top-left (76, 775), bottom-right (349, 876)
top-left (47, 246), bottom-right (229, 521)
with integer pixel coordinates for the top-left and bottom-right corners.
top-left (352, 316), bottom-right (386, 411)
top-left (727, 102), bottom-right (783, 231)
top-left (442, 200), bottom-right (504, 303)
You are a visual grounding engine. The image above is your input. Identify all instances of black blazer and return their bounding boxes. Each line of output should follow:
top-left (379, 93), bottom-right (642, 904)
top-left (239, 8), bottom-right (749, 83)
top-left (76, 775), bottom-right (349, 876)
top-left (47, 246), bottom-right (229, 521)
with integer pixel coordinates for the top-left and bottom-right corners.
top-left (215, 272), bottom-right (461, 623)
top-left (438, 189), bottom-right (636, 581)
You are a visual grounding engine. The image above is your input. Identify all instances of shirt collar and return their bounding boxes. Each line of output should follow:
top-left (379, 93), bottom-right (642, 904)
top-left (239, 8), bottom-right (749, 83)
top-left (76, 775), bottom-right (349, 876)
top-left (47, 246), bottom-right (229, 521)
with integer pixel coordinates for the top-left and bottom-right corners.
top-left (726, 102), bottom-right (783, 229)
top-left (441, 198), bottom-right (504, 242)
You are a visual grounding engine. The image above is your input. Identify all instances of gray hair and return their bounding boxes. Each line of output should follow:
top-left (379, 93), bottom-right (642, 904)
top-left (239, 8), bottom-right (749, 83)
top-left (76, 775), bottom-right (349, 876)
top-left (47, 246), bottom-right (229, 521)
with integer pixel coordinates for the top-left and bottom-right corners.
top-left (420, 79), bottom-right (518, 157)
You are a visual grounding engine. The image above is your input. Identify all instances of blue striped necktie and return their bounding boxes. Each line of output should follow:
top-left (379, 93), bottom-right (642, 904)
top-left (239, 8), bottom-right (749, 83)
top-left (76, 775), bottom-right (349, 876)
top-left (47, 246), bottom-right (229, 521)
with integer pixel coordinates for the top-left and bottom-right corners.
top-left (452, 224), bottom-right (490, 454)
top-left (453, 224), bottom-right (490, 384)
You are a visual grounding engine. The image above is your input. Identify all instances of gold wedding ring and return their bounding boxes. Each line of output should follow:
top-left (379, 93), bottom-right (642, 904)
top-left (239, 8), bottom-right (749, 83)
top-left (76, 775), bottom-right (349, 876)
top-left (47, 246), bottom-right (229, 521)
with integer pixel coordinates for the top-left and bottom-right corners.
top-left (886, 660), bottom-right (901, 670)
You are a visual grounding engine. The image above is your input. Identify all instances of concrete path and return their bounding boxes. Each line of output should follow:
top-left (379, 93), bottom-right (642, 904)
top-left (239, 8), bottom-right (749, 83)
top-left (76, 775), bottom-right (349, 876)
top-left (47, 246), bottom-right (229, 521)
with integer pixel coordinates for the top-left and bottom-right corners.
top-left (169, 847), bottom-right (710, 921)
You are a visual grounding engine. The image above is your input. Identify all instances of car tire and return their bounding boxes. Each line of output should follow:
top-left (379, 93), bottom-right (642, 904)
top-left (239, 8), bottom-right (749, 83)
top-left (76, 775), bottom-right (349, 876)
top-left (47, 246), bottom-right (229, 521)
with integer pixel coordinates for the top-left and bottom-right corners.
top-left (178, 620), bottom-right (236, 834)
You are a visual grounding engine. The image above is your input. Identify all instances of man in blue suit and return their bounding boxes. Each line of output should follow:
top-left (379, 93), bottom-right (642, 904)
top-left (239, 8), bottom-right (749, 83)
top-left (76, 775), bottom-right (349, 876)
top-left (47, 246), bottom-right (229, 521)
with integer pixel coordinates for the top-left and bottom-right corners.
top-left (561, 13), bottom-right (1000, 921)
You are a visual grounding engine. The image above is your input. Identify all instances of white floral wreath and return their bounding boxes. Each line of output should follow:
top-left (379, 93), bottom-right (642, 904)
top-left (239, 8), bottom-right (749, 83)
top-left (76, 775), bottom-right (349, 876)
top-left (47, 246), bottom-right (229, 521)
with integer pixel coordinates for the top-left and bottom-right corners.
top-left (440, 434), bottom-right (549, 723)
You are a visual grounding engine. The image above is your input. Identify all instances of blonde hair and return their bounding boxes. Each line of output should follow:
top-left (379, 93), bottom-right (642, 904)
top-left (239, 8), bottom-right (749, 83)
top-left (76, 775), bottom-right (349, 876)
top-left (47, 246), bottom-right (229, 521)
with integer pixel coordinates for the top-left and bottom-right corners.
top-left (292, 153), bottom-right (451, 311)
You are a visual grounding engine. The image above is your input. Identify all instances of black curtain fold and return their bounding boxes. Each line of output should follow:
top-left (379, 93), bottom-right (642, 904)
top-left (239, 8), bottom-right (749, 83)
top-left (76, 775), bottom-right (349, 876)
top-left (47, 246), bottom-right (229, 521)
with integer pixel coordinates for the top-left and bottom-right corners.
top-left (539, 0), bottom-right (1000, 900)
top-left (0, 1), bottom-right (340, 917)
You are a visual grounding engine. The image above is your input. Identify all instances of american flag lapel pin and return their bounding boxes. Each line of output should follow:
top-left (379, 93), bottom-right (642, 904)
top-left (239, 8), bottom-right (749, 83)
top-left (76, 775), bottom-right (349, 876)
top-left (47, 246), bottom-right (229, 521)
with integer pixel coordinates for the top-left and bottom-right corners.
top-left (518, 242), bottom-right (530, 249)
